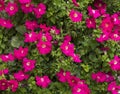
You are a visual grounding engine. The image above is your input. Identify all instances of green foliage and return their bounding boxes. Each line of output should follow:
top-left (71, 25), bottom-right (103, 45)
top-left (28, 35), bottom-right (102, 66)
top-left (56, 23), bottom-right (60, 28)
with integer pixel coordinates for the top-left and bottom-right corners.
top-left (0, 0), bottom-right (120, 94)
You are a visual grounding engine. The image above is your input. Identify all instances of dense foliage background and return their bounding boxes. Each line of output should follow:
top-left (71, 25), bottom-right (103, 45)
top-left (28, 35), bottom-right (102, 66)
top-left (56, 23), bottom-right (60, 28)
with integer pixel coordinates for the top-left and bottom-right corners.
top-left (0, 0), bottom-right (120, 94)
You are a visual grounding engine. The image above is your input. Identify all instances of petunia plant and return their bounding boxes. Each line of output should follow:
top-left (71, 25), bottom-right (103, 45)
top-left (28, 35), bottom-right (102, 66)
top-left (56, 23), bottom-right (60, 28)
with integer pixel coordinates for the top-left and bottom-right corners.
top-left (0, 0), bottom-right (120, 94)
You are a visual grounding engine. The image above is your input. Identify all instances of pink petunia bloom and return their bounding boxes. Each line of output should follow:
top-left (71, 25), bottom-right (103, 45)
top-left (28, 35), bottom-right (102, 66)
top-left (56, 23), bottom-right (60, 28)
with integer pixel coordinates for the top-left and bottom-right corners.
top-left (64, 35), bottom-right (72, 42)
top-left (107, 81), bottom-right (120, 94)
top-left (22, 58), bottom-right (36, 72)
top-left (39, 24), bottom-right (51, 32)
top-left (69, 9), bottom-right (82, 22)
top-left (110, 30), bottom-right (120, 41)
top-left (33, 3), bottom-right (46, 18)
top-left (37, 32), bottom-right (52, 42)
top-left (35, 75), bottom-right (51, 88)
top-left (24, 31), bottom-right (38, 43)
top-left (0, 18), bottom-right (13, 29)
top-left (0, 79), bottom-right (9, 90)
top-left (68, 76), bottom-right (80, 87)
top-left (56, 69), bottom-right (71, 83)
top-left (5, 2), bottom-right (18, 16)
top-left (87, 6), bottom-right (100, 18)
top-left (70, 53), bottom-right (82, 63)
top-left (50, 26), bottom-right (60, 35)
top-left (72, 0), bottom-right (79, 7)
top-left (99, 17), bottom-right (113, 34)
top-left (25, 20), bottom-right (38, 31)
top-left (14, 46), bottom-right (28, 60)
top-left (37, 41), bottom-right (52, 55)
top-left (60, 42), bottom-right (74, 56)
top-left (96, 33), bottom-right (110, 43)
top-left (0, 69), bottom-right (9, 76)
top-left (111, 13), bottom-right (120, 25)
top-left (91, 72), bottom-right (106, 83)
top-left (72, 84), bottom-right (90, 94)
top-left (14, 70), bottom-right (29, 81)
top-left (86, 17), bottom-right (96, 29)
top-left (8, 80), bottom-right (19, 92)
top-left (0, 0), bottom-right (5, 11)
top-left (19, 0), bottom-right (31, 4)
top-left (0, 53), bottom-right (14, 62)
top-left (105, 73), bottom-right (114, 82)
top-left (94, 0), bottom-right (106, 14)
top-left (21, 3), bottom-right (34, 13)
top-left (109, 55), bottom-right (120, 71)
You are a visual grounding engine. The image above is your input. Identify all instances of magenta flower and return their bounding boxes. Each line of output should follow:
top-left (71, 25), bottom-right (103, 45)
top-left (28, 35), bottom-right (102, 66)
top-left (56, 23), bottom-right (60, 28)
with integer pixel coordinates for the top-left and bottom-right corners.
top-left (72, 84), bottom-right (90, 94)
top-left (22, 58), bottom-right (36, 72)
top-left (72, 0), bottom-right (79, 7)
top-left (37, 32), bottom-right (52, 42)
top-left (86, 17), bottom-right (96, 29)
top-left (105, 73), bottom-right (114, 82)
top-left (110, 30), bottom-right (120, 41)
top-left (109, 55), bottom-right (120, 71)
top-left (107, 81), bottom-right (120, 94)
top-left (96, 33), bottom-right (109, 43)
top-left (50, 26), bottom-right (60, 35)
top-left (0, 53), bottom-right (14, 62)
top-left (35, 75), bottom-right (51, 88)
top-left (94, 0), bottom-right (106, 14)
top-left (21, 3), bottom-right (34, 14)
top-left (25, 20), bottom-right (38, 31)
top-left (56, 69), bottom-right (71, 83)
top-left (0, 79), bottom-right (8, 90)
top-left (70, 53), bottom-right (82, 63)
top-left (14, 46), bottom-right (28, 60)
top-left (60, 42), bottom-right (74, 56)
top-left (24, 31), bottom-right (38, 43)
top-left (37, 41), bottom-right (52, 55)
top-left (68, 76), bottom-right (80, 87)
top-left (87, 6), bottom-right (100, 18)
top-left (0, 0), bottom-right (5, 11)
top-left (64, 35), bottom-right (72, 42)
top-left (5, 2), bottom-right (18, 16)
top-left (14, 70), bottom-right (29, 81)
top-left (0, 18), bottom-right (13, 29)
top-left (91, 72), bottom-right (106, 83)
top-left (111, 13), bottom-right (120, 25)
top-left (19, 0), bottom-right (31, 4)
top-left (99, 17), bottom-right (113, 34)
top-left (33, 3), bottom-right (46, 18)
top-left (0, 69), bottom-right (9, 76)
top-left (40, 24), bottom-right (51, 32)
top-left (69, 9), bottom-right (82, 22)
top-left (8, 80), bottom-right (19, 92)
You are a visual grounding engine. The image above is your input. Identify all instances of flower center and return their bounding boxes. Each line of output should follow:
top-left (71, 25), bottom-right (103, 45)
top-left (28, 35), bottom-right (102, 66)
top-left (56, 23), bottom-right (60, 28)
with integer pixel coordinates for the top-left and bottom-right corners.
top-left (5, 55), bottom-right (9, 58)
top-left (42, 44), bottom-right (46, 48)
top-left (92, 10), bottom-right (95, 14)
top-left (39, 8), bottom-right (41, 12)
top-left (65, 46), bottom-right (68, 50)
top-left (114, 60), bottom-right (118, 65)
top-left (42, 36), bottom-right (47, 41)
top-left (63, 72), bottom-right (66, 76)
top-left (26, 62), bottom-right (31, 66)
top-left (2, 83), bottom-right (5, 86)
top-left (112, 87), bottom-right (115, 90)
top-left (21, 50), bottom-right (24, 54)
top-left (41, 78), bottom-right (44, 82)
top-left (77, 88), bottom-right (81, 92)
top-left (74, 13), bottom-right (78, 18)
top-left (105, 24), bottom-right (109, 27)
top-left (29, 33), bottom-right (32, 38)
top-left (114, 34), bottom-right (118, 38)
top-left (99, 4), bottom-right (102, 7)
top-left (26, 4), bottom-right (30, 7)
top-left (10, 6), bottom-right (14, 11)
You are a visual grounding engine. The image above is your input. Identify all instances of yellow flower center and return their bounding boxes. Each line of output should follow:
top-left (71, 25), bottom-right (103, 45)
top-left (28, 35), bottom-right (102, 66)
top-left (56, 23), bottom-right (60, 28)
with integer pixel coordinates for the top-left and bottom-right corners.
top-left (74, 13), bottom-right (78, 18)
